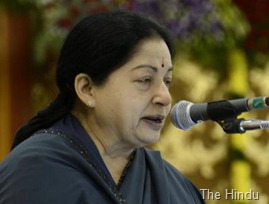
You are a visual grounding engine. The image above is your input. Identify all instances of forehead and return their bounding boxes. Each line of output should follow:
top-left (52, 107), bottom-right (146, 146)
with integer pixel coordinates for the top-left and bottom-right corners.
top-left (135, 38), bottom-right (171, 58)
top-left (122, 38), bottom-right (172, 70)
top-left (100, 38), bottom-right (173, 86)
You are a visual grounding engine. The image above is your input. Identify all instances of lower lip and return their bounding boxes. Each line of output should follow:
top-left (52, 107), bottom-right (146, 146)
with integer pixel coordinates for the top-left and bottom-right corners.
top-left (142, 119), bottom-right (164, 130)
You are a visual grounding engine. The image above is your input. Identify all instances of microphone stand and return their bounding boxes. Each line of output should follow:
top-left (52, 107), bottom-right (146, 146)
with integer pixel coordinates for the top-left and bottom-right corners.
top-left (217, 119), bottom-right (269, 134)
top-left (206, 100), bottom-right (269, 134)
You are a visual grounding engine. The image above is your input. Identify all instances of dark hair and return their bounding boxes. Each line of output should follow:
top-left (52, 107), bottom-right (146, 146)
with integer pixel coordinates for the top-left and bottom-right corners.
top-left (11, 9), bottom-right (175, 149)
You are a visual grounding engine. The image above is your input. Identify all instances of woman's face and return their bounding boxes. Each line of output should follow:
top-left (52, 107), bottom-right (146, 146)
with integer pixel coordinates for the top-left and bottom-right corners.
top-left (91, 37), bottom-right (173, 149)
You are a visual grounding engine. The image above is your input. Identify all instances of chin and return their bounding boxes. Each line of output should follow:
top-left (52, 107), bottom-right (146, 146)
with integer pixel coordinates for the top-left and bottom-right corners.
top-left (139, 133), bottom-right (160, 146)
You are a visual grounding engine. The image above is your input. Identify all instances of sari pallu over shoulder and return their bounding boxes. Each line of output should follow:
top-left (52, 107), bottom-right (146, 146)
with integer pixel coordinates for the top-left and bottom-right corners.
top-left (120, 148), bottom-right (205, 204)
top-left (0, 131), bottom-right (126, 204)
top-left (0, 120), bottom-right (205, 204)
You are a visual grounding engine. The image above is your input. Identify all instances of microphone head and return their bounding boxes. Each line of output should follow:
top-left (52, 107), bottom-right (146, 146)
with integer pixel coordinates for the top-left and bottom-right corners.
top-left (170, 100), bottom-right (196, 130)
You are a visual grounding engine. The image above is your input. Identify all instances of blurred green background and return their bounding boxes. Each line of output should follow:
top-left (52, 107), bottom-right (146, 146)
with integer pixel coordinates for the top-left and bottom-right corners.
top-left (1, 0), bottom-right (269, 203)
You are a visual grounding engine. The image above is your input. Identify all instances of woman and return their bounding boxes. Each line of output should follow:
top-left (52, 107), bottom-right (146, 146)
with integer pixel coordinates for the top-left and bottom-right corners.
top-left (0, 10), bottom-right (205, 204)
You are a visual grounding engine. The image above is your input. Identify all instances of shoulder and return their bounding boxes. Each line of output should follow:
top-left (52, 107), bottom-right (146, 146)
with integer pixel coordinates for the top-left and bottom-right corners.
top-left (143, 148), bottom-right (188, 179)
top-left (142, 148), bottom-right (189, 181)
top-left (0, 129), bottom-right (88, 177)
top-left (0, 131), bottom-right (91, 204)
top-left (1, 130), bottom-right (89, 173)
top-left (6, 130), bottom-right (76, 163)
top-left (143, 148), bottom-right (205, 203)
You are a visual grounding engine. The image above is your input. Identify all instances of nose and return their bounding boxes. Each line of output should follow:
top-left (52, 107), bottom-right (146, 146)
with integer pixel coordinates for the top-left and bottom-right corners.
top-left (152, 82), bottom-right (172, 106)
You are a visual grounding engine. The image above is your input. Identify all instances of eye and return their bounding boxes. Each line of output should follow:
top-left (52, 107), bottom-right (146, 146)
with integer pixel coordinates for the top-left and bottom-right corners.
top-left (164, 78), bottom-right (172, 87)
top-left (135, 76), bottom-right (153, 91)
top-left (137, 76), bottom-right (152, 84)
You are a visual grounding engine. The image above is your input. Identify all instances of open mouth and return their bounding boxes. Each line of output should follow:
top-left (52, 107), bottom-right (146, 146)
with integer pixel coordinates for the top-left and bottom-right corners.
top-left (142, 116), bottom-right (164, 123)
top-left (141, 115), bottom-right (165, 129)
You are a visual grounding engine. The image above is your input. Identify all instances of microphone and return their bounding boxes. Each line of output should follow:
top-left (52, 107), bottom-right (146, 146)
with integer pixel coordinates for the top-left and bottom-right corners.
top-left (171, 96), bottom-right (269, 130)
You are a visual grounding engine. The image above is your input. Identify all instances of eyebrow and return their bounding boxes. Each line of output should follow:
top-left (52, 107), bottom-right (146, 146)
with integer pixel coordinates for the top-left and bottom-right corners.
top-left (131, 64), bottom-right (173, 73)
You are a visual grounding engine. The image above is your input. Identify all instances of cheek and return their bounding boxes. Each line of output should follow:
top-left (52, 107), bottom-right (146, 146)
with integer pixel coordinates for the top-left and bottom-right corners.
top-left (117, 98), bottom-right (140, 120)
top-left (115, 96), bottom-right (145, 128)
top-left (166, 103), bottom-right (172, 113)
top-left (96, 84), bottom-right (148, 126)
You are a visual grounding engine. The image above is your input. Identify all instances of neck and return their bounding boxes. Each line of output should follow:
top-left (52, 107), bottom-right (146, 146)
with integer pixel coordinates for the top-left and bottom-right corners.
top-left (71, 109), bottom-right (134, 183)
top-left (86, 125), bottom-right (134, 184)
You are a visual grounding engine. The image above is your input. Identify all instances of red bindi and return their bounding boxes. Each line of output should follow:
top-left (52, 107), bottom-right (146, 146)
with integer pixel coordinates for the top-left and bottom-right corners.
top-left (161, 57), bottom-right (164, 67)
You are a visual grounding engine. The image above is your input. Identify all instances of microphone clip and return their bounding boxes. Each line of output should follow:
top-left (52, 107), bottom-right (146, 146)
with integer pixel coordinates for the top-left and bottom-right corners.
top-left (217, 118), bottom-right (245, 134)
top-left (207, 100), bottom-right (250, 134)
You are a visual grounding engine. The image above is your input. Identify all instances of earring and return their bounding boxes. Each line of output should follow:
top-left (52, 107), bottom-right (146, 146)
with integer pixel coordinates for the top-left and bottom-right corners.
top-left (88, 100), bottom-right (94, 108)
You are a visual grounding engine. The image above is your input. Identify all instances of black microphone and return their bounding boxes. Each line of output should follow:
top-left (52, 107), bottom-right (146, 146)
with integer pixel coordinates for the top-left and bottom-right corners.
top-left (171, 96), bottom-right (269, 130)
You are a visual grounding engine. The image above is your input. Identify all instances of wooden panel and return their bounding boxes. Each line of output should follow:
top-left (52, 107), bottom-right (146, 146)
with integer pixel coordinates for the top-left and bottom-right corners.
top-left (0, 8), bottom-right (32, 161)
top-left (8, 12), bottom-right (32, 137)
top-left (0, 7), bottom-right (11, 162)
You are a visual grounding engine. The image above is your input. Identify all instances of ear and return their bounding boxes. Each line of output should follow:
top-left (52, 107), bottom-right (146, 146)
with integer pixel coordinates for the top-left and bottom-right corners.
top-left (74, 73), bottom-right (95, 107)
